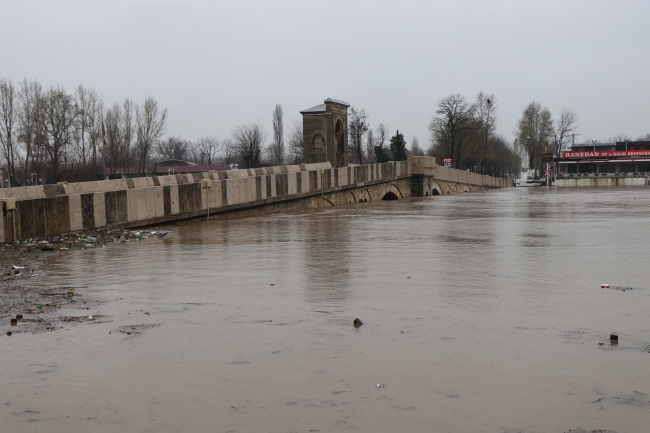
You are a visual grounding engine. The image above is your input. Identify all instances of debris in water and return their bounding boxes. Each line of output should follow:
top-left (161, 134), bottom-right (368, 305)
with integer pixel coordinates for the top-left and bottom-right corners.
top-left (377, 384), bottom-right (384, 388)
top-left (10, 318), bottom-right (17, 326)
top-left (11, 265), bottom-right (24, 270)
top-left (354, 318), bottom-right (363, 328)
top-left (610, 334), bottom-right (618, 341)
top-left (601, 283), bottom-right (609, 289)
top-left (6, 331), bottom-right (12, 336)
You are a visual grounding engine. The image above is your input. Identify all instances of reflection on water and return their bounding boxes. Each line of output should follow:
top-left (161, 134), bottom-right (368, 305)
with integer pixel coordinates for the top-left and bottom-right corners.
top-left (302, 211), bottom-right (352, 309)
top-left (1, 186), bottom-right (649, 433)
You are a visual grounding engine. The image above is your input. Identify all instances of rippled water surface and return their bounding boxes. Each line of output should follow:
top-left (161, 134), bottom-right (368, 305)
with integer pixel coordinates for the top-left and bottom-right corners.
top-left (2, 186), bottom-right (650, 432)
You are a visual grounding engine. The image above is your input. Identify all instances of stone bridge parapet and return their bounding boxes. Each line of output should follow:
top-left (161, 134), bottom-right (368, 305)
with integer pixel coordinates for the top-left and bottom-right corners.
top-left (0, 157), bottom-right (511, 242)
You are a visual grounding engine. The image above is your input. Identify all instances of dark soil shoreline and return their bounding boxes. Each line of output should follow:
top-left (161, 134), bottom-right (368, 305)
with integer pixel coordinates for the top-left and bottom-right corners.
top-left (1, 226), bottom-right (171, 336)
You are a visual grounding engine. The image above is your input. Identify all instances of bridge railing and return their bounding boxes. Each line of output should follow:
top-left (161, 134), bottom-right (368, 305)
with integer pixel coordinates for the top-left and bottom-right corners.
top-left (409, 156), bottom-right (511, 188)
top-left (0, 157), bottom-right (509, 242)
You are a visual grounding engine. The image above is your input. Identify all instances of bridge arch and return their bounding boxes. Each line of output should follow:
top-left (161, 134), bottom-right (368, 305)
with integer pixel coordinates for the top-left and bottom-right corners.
top-left (462, 185), bottom-right (470, 193)
top-left (314, 196), bottom-right (334, 207)
top-left (347, 191), bottom-right (357, 204)
top-left (381, 184), bottom-right (403, 201)
top-left (430, 182), bottom-right (442, 196)
top-left (358, 188), bottom-right (371, 203)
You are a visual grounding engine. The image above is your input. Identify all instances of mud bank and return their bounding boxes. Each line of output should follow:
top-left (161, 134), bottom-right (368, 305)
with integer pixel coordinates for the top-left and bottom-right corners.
top-left (0, 226), bottom-right (171, 336)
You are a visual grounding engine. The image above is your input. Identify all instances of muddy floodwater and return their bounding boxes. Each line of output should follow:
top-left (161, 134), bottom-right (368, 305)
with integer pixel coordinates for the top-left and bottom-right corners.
top-left (2, 187), bottom-right (650, 432)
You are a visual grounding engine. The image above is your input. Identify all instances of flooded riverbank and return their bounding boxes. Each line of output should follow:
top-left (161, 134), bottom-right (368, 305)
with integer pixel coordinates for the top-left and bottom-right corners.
top-left (1, 186), bottom-right (649, 432)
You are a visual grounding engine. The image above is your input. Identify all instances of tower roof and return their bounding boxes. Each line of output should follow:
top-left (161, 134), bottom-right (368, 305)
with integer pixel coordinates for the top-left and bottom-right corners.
top-left (300, 98), bottom-right (350, 114)
top-left (300, 104), bottom-right (326, 114)
top-left (324, 98), bottom-right (350, 107)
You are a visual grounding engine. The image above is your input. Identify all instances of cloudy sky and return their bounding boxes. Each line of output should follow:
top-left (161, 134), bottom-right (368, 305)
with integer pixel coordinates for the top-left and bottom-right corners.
top-left (2, 0), bottom-right (649, 146)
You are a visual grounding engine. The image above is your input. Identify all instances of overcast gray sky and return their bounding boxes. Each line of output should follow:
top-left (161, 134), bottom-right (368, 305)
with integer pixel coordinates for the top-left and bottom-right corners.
top-left (2, 0), bottom-right (649, 146)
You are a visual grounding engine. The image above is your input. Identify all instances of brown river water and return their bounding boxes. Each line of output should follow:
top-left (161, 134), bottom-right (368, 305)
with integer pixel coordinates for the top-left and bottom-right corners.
top-left (1, 186), bottom-right (649, 433)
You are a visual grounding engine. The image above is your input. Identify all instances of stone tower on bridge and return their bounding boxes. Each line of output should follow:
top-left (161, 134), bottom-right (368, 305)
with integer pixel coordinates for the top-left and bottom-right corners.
top-left (300, 98), bottom-right (349, 167)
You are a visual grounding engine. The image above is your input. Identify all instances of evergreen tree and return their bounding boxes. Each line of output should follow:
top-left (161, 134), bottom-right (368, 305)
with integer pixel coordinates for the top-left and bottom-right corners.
top-left (374, 145), bottom-right (391, 163)
top-left (389, 130), bottom-right (407, 161)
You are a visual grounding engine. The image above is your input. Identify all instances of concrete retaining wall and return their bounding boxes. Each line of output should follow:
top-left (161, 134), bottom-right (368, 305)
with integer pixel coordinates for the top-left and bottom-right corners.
top-left (0, 157), bottom-right (510, 242)
top-left (555, 177), bottom-right (648, 187)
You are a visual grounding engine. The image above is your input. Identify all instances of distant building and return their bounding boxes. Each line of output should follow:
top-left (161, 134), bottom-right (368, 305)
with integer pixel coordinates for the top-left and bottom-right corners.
top-left (301, 98), bottom-right (349, 167)
top-left (156, 159), bottom-right (197, 167)
top-left (558, 140), bottom-right (650, 174)
top-left (102, 162), bottom-right (232, 179)
top-left (152, 164), bottom-right (231, 175)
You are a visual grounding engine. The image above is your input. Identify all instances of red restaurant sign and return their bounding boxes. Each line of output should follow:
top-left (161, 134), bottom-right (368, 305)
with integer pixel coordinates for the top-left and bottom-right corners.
top-left (562, 150), bottom-right (650, 159)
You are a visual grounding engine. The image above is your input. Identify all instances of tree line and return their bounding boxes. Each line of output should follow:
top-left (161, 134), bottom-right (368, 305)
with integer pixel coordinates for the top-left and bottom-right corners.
top-left (0, 78), bottom-right (172, 185)
top-left (8, 76), bottom-right (645, 185)
top-left (0, 78), bottom-right (310, 185)
top-left (514, 101), bottom-right (650, 177)
top-left (428, 92), bottom-right (520, 177)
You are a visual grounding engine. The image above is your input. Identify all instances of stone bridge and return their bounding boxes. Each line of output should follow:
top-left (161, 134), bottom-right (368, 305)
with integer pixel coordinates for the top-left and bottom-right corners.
top-left (0, 156), bottom-right (512, 242)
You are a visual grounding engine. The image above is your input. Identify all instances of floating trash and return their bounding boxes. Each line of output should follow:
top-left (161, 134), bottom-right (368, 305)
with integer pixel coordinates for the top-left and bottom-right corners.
top-left (354, 318), bottom-right (363, 328)
top-left (601, 284), bottom-right (610, 289)
top-left (377, 384), bottom-right (384, 388)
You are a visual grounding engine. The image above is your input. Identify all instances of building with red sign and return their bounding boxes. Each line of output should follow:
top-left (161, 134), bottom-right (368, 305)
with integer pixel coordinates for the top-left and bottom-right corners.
top-left (558, 141), bottom-right (650, 175)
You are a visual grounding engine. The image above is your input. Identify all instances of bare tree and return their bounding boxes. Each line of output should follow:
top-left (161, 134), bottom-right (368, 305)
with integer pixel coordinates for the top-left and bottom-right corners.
top-left (85, 90), bottom-right (104, 179)
top-left (610, 133), bottom-right (631, 143)
top-left (515, 101), bottom-right (553, 173)
top-left (0, 78), bottom-right (18, 186)
top-left (552, 108), bottom-right (578, 156)
top-left (136, 96), bottom-right (168, 173)
top-left (348, 107), bottom-right (369, 165)
top-left (376, 123), bottom-right (390, 149)
top-left (410, 135), bottom-right (423, 156)
top-left (41, 86), bottom-right (77, 181)
top-left (221, 138), bottom-right (236, 164)
top-left (72, 85), bottom-right (91, 171)
top-left (232, 122), bottom-right (266, 168)
top-left (17, 79), bottom-right (44, 184)
top-left (286, 119), bottom-right (303, 164)
top-left (196, 136), bottom-right (220, 165)
top-left (271, 104), bottom-right (284, 164)
top-left (365, 128), bottom-right (375, 163)
top-left (120, 99), bottom-right (135, 172)
top-left (104, 102), bottom-right (122, 174)
top-left (104, 99), bottom-right (136, 175)
top-left (428, 94), bottom-right (474, 169)
top-left (155, 136), bottom-right (190, 161)
top-left (473, 92), bottom-right (497, 170)
top-left (72, 85), bottom-right (105, 180)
